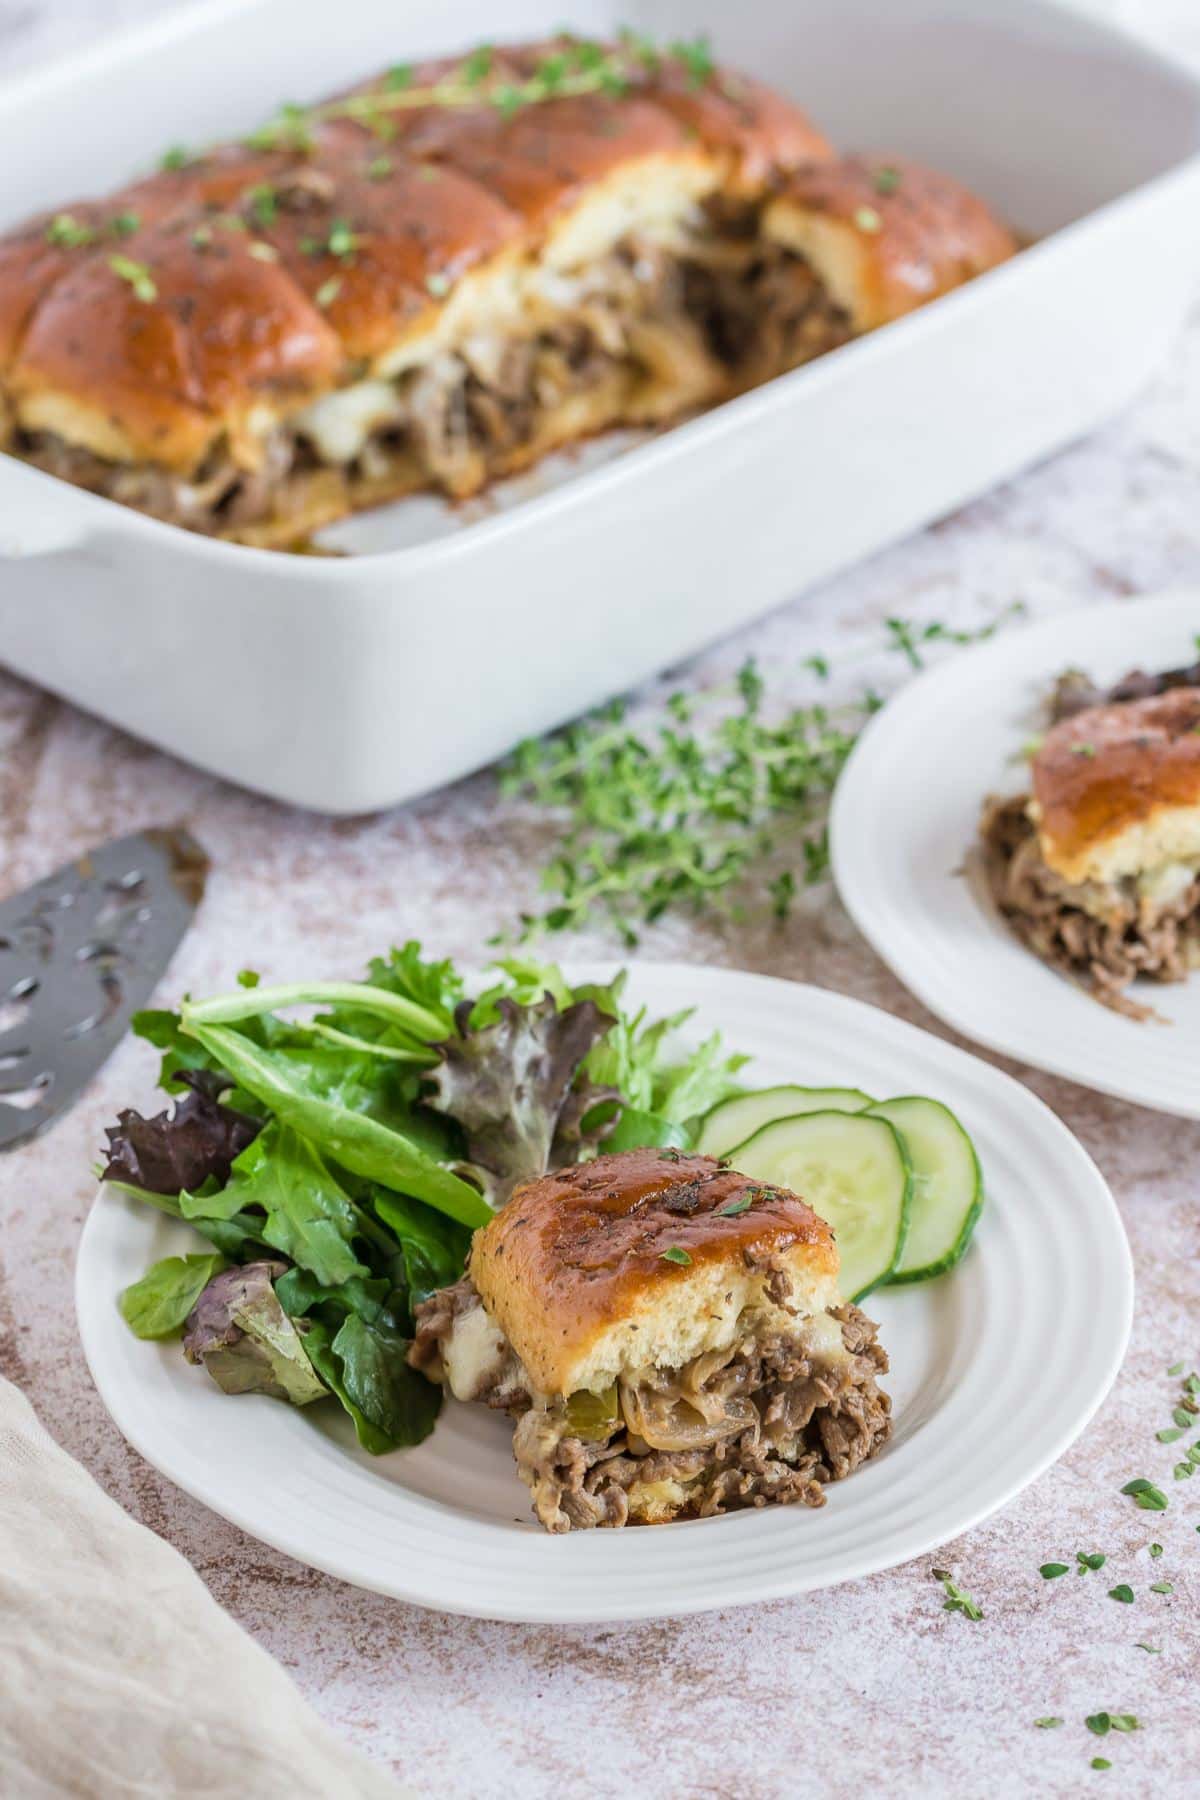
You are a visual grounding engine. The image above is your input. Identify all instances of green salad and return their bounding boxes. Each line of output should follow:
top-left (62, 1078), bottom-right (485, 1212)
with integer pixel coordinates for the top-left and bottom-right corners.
top-left (101, 946), bottom-right (749, 1453)
top-left (102, 943), bottom-right (984, 1456)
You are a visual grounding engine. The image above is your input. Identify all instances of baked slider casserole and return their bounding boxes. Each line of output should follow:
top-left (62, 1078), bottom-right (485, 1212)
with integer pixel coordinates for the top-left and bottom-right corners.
top-left (0, 35), bottom-right (1017, 549)
top-left (410, 1146), bottom-right (891, 1532)
top-left (983, 685), bottom-right (1200, 1014)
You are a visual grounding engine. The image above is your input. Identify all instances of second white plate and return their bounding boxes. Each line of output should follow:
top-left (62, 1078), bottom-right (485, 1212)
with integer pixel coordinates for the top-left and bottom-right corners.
top-left (76, 963), bottom-right (1131, 1621)
top-left (831, 590), bottom-right (1200, 1118)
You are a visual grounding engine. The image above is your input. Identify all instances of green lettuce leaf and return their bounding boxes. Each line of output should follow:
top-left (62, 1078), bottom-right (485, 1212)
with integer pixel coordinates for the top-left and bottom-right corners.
top-left (425, 993), bottom-right (617, 1205)
top-left (177, 1018), bottom-right (490, 1227)
top-left (119, 1252), bottom-right (226, 1340)
top-left (371, 1190), bottom-right (471, 1310)
top-left (301, 1314), bottom-right (439, 1452)
top-left (182, 1261), bottom-right (328, 1404)
top-left (196, 1124), bottom-right (368, 1287)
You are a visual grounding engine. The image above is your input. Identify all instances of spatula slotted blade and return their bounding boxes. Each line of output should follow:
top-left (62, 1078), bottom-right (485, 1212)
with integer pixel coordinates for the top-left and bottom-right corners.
top-left (0, 828), bottom-right (207, 1151)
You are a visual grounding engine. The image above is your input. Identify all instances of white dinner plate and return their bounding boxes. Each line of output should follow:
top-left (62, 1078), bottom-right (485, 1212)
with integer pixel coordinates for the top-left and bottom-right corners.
top-left (76, 963), bottom-right (1131, 1622)
top-left (831, 590), bottom-right (1200, 1119)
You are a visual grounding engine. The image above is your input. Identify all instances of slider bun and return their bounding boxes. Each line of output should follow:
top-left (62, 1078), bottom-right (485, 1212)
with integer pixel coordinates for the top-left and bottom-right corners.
top-left (763, 154), bottom-right (1016, 331)
top-left (469, 1147), bottom-right (839, 1398)
top-left (1032, 687), bottom-right (1200, 886)
top-left (10, 215), bottom-right (344, 470)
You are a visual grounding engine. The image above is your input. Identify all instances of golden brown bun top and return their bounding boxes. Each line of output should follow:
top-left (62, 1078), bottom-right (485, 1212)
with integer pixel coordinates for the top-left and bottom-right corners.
top-left (763, 154), bottom-right (1016, 331)
top-left (1, 40), bottom-right (828, 471)
top-left (469, 1147), bottom-right (836, 1396)
top-left (341, 42), bottom-right (832, 205)
top-left (1032, 687), bottom-right (1200, 885)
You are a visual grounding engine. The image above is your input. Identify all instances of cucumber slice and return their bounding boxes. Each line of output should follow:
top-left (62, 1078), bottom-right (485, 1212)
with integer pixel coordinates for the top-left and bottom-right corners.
top-left (730, 1110), bottom-right (911, 1302)
top-left (866, 1097), bottom-right (983, 1283)
top-left (697, 1085), bottom-right (874, 1159)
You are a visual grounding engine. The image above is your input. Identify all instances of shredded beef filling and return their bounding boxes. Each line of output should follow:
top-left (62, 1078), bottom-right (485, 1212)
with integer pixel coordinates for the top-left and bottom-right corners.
top-left (10, 212), bottom-right (848, 540)
top-left (980, 794), bottom-right (1200, 1018)
top-left (411, 1276), bottom-right (890, 1533)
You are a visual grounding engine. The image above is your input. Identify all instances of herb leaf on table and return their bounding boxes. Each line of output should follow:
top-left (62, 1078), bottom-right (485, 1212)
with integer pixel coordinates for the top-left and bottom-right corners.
top-left (499, 608), bottom-right (1024, 943)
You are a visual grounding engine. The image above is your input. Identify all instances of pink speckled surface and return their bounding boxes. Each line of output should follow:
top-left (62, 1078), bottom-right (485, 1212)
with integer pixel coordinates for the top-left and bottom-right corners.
top-left (4, 4), bottom-right (1200, 1789)
top-left (5, 414), bottom-right (1200, 1793)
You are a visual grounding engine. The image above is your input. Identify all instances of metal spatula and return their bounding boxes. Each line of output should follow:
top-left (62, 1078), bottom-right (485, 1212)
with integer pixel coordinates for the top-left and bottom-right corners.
top-left (0, 828), bottom-right (208, 1151)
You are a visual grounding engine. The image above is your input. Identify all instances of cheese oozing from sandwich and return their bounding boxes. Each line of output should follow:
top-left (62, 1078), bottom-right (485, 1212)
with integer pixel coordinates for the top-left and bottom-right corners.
top-left (410, 1147), bottom-right (891, 1532)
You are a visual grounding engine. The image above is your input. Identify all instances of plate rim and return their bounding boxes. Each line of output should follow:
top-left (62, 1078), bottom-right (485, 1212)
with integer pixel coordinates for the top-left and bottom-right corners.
top-left (75, 961), bottom-right (1134, 1622)
top-left (830, 588), bottom-right (1200, 1119)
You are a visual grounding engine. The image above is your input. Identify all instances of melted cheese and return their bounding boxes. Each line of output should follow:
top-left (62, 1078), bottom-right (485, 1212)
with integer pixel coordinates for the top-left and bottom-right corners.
top-left (1137, 860), bottom-right (1199, 913)
top-left (442, 1303), bottom-right (511, 1403)
top-left (293, 380), bottom-right (403, 464)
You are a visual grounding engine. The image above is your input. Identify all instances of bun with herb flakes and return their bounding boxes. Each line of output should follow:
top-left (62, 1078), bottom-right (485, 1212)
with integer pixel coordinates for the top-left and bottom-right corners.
top-left (410, 1147), bottom-right (891, 1532)
top-left (764, 154), bottom-right (1016, 331)
top-left (982, 684), bottom-right (1200, 1016)
top-left (0, 36), bottom-right (1012, 549)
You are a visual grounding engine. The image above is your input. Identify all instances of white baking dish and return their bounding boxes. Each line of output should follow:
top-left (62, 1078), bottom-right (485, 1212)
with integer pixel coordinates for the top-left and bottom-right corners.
top-left (2, 0), bottom-right (1199, 814)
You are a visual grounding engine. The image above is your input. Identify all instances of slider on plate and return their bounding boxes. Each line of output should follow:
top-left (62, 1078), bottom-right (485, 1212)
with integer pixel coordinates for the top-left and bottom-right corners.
top-left (982, 685), bottom-right (1200, 1014)
top-left (410, 1146), bottom-right (891, 1532)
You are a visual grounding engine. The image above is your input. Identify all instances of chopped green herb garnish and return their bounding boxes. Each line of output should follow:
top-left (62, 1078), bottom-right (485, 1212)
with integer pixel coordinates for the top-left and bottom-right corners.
top-left (248, 36), bottom-right (719, 151)
top-left (327, 219), bottom-right (360, 260)
top-left (246, 184), bottom-right (278, 227)
top-left (1070, 743), bottom-right (1097, 758)
top-left (108, 254), bottom-right (157, 303)
top-left (314, 276), bottom-right (342, 310)
top-left (1167, 1361), bottom-right (1186, 1376)
top-left (1040, 1562), bottom-right (1070, 1579)
top-left (190, 224), bottom-right (213, 250)
top-left (1149, 1580), bottom-right (1173, 1594)
top-left (1172, 1406), bottom-right (1193, 1428)
top-left (461, 45), bottom-right (493, 85)
top-left (1136, 1643), bottom-right (1161, 1653)
top-left (1157, 1427), bottom-right (1184, 1443)
top-left (660, 1246), bottom-right (691, 1266)
top-left (717, 1195), bottom-right (754, 1217)
top-left (932, 1568), bottom-right (983, 1620)
top-left (367, 155), bottom-right (393, 180)
top-left (873, 165), bottom-right (902, 195)
top-left (670, 34), bottom-right (715, 88)
top-left (159, 144), bottom-right (192, 171)
top-left (1148, 1543), bottom-right (1163, 1558)
top-left (45, 212), bottom-right (95, 248)
top-left (1091, 1759), bottom-right (1111, 1771)
top-left (108, 211), bottom-right (140, 238)
top-left (1076, 1552), bottom-right (1106, 1573)
top-left (1108, 1716), bottom-right (1140, 1732)
top-left (1033, 1717), bottom-right (1063, 1729)
top-left (854, 205), bottom-right (882, 233)
top-left (1107, 1585), bottom-right (1134, 1604)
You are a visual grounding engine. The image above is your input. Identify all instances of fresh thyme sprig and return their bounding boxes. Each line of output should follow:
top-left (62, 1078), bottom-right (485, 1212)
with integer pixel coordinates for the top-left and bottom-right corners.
top-left (500, 662), bottom-right (874, 946)
top-left (247, 33), bottom-right (716, 152)
top-left (500, 607), bottom-right (1023, 945)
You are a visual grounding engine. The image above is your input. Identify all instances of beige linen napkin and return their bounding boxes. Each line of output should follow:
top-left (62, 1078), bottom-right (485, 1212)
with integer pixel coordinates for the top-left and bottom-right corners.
top-left (0, 1376), bottom-right (407, 1799)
